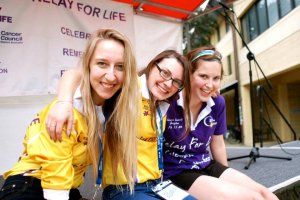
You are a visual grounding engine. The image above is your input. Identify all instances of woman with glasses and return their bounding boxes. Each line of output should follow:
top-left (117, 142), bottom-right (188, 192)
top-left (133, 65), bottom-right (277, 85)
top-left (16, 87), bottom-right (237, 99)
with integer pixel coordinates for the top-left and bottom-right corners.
top-left (45, 49), bottom-right (191, 199)
top-left (163, 46), bottom-right (279, 200)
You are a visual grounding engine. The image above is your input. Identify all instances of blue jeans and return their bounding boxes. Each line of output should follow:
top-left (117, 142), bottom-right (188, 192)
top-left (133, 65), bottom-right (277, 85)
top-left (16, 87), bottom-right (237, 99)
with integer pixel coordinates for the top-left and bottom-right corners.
top-left (102, 179), bottom-right (163, 200)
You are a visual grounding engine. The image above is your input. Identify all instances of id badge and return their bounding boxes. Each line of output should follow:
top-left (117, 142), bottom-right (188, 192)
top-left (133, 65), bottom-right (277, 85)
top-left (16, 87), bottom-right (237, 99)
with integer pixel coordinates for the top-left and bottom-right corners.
top-left (152, 180), bottom-right (197, 200)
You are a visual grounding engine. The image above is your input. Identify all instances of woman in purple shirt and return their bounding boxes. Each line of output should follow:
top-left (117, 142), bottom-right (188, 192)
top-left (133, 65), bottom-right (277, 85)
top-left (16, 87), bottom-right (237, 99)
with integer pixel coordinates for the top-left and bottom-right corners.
top-left (163, 46), bottom-right (279, 200)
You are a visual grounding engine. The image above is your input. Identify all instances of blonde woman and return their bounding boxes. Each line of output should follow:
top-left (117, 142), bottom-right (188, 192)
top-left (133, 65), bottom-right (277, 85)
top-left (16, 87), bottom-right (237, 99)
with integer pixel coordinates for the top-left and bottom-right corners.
top-left (0, 29), bottom-right (139, 200)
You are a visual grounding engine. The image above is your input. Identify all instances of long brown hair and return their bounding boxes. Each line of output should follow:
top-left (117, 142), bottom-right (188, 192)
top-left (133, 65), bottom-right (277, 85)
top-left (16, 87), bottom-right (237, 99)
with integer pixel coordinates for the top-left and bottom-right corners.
top-left (142, 50), bottom-right (191, 136)
top-left (80, 29), bottom-right (139, 192)
top-left (180, 46), bottom-right (223, 140)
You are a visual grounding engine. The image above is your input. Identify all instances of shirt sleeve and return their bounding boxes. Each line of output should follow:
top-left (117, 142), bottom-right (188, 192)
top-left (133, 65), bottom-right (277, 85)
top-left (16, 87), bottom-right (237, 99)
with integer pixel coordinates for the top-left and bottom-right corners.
top-left (25, 102), bottom-right (76, 190)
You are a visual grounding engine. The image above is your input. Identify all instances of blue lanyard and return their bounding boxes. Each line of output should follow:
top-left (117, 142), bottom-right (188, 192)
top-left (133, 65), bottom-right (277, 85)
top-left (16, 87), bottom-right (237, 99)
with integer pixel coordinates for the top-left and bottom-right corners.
top-left (156, 106), bottom-right (164, 171)
top-left (96, 142), bottom-right (103, 185)
top-left (96, 121), bottom-right (106, 186)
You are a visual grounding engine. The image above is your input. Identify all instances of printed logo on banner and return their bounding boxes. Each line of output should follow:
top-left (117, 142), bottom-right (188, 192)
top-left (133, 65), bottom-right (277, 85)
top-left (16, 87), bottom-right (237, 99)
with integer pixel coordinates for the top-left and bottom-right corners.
top-left (0, 30), bottom-right (23, 44)
top-left (0, 61), bottom-right (8, 74)
top-left (0, 7), bottom-right (13, 23)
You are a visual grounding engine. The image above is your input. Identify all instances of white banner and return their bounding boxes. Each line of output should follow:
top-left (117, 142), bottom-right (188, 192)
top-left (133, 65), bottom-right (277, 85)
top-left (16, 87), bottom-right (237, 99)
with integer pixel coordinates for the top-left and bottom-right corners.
top-left (133, 15), bottom-right (183, 70)
top-left (0, 0), bottom-right (134, 96)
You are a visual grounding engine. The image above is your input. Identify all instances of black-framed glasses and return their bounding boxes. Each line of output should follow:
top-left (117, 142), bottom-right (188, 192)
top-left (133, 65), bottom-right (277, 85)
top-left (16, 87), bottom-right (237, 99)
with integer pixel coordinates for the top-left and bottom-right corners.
top-left (155, 63), bottom-right (184, 90)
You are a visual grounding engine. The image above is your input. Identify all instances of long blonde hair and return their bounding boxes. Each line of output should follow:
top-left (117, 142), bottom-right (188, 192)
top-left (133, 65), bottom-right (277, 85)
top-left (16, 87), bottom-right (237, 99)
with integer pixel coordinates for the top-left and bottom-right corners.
top-left (80, 29), bottom-right (139, 192)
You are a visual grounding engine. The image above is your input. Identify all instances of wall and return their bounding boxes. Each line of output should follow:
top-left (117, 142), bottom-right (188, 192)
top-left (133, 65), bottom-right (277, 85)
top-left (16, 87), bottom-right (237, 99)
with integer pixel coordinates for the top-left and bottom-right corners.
top-left (238, 6), bottom-right (300, 146)
top-left (0, 96), bottom-right (54, 174)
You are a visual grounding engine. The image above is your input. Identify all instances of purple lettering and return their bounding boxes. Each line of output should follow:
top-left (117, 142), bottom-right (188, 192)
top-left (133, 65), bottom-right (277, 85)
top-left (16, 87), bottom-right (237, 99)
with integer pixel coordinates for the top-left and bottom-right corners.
top-left (103, 10), bottom-right (126, 21)
top-left (77, 2), bottom-right (84, 12)
top-left (119, 13), bottom-right (126, 21)
top-left (67, 0), bottom-right (73, 9)
top-left (0, 15), bottom-right (13, 23)
top-left (93, 7), bottom-right (101, 17)
top-left (61, 27), bottom-right (90, 39)
top-left (58, 0), bottom-right (67, 8)
top-left (63, 48), bottom-right (83, 57)
top-left (30, 117), bottom-right (40, 126)
top-left (0, 68), bottom-right (8, 73)
top-left (83, 5), bottom-right (92, 15)
top-left (77, 3), bottom-right (101, 17)
top-left (60, 69), bottom-right (66, 77)
top-left (112, 11), bottom-right (118, 20)
top-left (103, 10), bottom-right (109, 19)
top-left (32, 0), bottom-right (74, 9)
top-left (63, 48), bottom-right (69, 56)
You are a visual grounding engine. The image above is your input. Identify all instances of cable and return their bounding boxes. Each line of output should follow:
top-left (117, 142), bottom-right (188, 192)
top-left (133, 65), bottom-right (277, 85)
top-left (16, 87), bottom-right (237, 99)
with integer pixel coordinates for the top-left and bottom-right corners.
top-left (263, 87), bottom-right (300, 156)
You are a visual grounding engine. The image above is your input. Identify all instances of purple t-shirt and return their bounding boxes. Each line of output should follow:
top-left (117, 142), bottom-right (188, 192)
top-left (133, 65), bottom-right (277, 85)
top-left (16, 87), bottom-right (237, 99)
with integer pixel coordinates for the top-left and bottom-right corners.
top-left (163, 95), bottom-right (227, 179)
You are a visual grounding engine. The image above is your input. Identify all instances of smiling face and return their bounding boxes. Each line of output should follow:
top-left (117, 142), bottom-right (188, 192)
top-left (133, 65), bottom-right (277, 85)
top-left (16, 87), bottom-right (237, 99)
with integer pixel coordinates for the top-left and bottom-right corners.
top-left (89, 39), bottom-right (125, 105)
top-left (147, 57), bottom-right (184, 101)
top-left (190, 60), bottom-right (222, 104)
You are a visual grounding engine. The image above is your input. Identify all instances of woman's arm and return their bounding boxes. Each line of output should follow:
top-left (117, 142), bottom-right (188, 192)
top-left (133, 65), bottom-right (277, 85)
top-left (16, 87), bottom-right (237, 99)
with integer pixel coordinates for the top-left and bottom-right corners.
top-left (46, 68), bottom-right (82, 142)
top-left (210, 135), bottom-right (228, 166)
top-left (27, 103), bottom-right (80, 200)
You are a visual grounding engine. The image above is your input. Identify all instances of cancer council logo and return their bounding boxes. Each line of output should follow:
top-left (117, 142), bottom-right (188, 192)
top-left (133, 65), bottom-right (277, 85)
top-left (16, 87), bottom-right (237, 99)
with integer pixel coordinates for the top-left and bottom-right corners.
top-left (0, 30), bottom-right (23, 44)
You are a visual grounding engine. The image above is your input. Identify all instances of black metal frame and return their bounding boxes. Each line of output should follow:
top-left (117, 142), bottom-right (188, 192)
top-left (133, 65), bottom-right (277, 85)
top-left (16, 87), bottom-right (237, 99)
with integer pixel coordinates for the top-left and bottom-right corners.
top-left (221, 8), bottom-right (292, 169)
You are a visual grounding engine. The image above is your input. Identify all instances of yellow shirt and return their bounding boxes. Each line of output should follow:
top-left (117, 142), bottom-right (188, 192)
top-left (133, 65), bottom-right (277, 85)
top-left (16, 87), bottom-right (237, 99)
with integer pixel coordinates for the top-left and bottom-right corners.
top-left (102, 75), bottom-right (169, 187)
top-left (4, 98), bottom-right (91, 190)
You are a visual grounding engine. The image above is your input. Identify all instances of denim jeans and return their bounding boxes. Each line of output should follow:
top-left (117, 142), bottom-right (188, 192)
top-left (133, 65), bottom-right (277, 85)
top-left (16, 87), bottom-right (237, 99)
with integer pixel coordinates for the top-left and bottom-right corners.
top-left (0, 175), bottom-right (82, 200)
top-left (102, 179), bottom-right (163, 200)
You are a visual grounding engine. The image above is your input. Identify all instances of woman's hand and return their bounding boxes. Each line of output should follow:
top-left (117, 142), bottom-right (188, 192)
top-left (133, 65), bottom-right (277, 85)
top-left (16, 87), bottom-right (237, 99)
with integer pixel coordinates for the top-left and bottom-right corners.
top-left (45, 68), bottom-right (82, 141)
top-left (46, 101), bottom-right (74, 142)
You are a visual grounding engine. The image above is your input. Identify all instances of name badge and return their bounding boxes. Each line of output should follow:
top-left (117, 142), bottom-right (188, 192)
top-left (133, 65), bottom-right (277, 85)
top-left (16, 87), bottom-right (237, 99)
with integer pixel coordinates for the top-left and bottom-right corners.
top-left (152, 180), bottom-right (197, 200)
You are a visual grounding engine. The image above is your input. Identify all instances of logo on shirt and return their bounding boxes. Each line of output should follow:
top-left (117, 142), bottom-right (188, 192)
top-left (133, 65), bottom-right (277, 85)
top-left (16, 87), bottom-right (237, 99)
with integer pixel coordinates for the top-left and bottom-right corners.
top-left (30, 114), bottom-right (40, 126)
top-left (143, 110), bottom-right (150, 116)
top-left (203, 116), bottom-right (217, 128)
top-left (138, 136), bottom-right (157, 142)
top-left (77, 134), bottom-right (87, 145)
top-left (142, 100), bottom-right (151, 117)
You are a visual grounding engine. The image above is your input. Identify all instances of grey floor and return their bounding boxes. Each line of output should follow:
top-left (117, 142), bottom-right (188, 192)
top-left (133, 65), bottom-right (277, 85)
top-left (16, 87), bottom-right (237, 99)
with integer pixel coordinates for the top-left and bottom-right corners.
top-left (226, 140), bottom-right (300, 188)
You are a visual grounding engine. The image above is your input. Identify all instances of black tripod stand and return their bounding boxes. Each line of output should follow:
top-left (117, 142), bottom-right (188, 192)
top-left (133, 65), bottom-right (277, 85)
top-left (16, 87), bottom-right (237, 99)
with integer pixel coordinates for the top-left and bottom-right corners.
top-left (220, 7), bottom-right (292, 169)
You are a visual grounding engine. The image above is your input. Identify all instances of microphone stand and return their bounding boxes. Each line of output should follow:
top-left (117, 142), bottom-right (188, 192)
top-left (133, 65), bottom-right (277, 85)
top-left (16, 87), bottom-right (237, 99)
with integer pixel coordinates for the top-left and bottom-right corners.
top-left (220, 8), bottom-right (292, 169)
